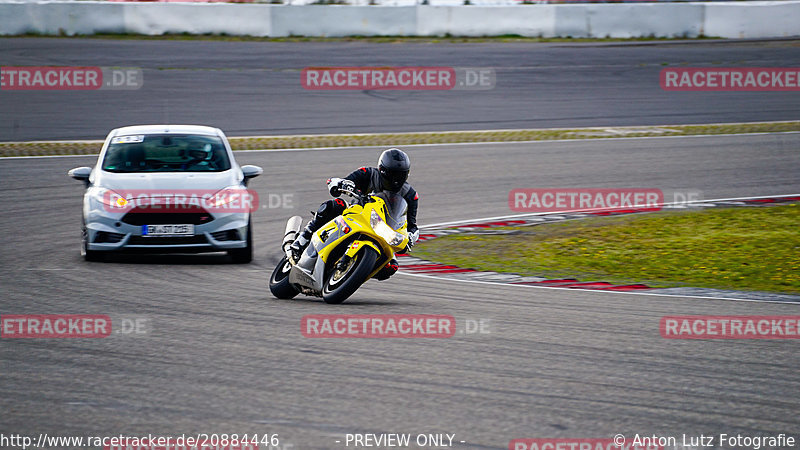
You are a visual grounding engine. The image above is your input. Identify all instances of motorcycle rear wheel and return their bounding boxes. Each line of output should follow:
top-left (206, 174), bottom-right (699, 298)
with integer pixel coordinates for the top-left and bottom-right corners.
top-left (269, 255), bottom-right (300, 299)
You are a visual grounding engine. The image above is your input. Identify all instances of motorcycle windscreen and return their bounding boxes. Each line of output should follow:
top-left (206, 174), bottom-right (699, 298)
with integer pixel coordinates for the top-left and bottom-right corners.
top-left (373, 191), bottom-right (408, 230)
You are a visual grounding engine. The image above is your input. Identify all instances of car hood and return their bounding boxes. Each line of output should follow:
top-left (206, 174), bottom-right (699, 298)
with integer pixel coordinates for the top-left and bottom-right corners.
top-left (96, 170), bottom-right (240, 192)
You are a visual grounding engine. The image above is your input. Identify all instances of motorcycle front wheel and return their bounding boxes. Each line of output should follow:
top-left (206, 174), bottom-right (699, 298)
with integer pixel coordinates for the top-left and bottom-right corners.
top-left (322, 247), bottom-right (378, 304)
top-left (269, 255), bottom-right (300, 299)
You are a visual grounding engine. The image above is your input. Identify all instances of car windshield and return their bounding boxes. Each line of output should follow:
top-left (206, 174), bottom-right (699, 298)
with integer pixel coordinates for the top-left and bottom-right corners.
top-left (372, 190), bottom-right (408, 230)
top-left (102, 134), bottom-right (231, 172)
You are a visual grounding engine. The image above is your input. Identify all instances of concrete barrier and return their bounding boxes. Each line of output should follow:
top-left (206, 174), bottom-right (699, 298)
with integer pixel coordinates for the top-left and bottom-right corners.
top-left (553, 3), bottom-right (705, 38)
top-left (123, 3), bottom-right (272, 36)
top-left (416, 5), bottom-right (556, 37)
top-left (704, 1), bottom-right (800, 39)
top-left (0, 1), bottom-right (798, 38)
top-left (0, 2), bottom-right (125, 35)
top-left (271, 6), bottom-right (415, 37)
top-left (0, 2), bottom-right (273, 35)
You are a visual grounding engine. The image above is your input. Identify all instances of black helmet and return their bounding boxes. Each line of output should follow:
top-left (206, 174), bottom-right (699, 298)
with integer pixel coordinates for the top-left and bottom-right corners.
top-left (378, 148), bottom-right (410, 192)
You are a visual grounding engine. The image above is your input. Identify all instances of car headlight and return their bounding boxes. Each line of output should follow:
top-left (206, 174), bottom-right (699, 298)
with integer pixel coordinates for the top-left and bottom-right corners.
top-left (90, 187), bottom-right (129, 209)
top-left (370, 209), bottom-right (406, 246)
top-left (208, 185), bottom-right (255, 212)
top-left (209, 186), bottom-right (238, 207)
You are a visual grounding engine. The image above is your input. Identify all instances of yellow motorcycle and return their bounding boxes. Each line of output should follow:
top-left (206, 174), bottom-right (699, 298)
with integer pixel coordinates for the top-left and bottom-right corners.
top-left (269, 184), bottom-right (409, 304)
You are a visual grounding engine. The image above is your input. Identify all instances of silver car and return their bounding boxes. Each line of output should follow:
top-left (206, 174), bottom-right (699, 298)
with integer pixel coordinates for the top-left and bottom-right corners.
top-left (69, 125), bottom-right (262, 263)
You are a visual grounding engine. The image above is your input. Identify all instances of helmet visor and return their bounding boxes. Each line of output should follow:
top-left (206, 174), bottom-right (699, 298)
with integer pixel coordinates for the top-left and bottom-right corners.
top-left (380, 167), bottom-right (409, 191)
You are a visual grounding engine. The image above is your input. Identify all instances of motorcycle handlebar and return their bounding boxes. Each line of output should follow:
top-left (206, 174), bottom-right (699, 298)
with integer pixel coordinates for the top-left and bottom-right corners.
top-left (339, 184), bottom-right (367, 203)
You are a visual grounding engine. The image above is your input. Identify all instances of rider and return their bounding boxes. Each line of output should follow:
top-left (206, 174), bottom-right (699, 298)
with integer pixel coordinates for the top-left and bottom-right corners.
top-left (182, 142), bottom-right (214, 170)
top-left (288, 148), bottom-right (420, 280)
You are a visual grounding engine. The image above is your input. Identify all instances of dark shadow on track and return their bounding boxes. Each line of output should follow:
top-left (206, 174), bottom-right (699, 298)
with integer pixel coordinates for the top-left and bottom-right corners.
top-left (99, 252), bottom-right (234, 265)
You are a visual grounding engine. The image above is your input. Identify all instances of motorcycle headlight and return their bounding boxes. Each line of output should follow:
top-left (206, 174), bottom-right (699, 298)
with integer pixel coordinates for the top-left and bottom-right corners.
top-left (370, 209), bottom-right (406, 246)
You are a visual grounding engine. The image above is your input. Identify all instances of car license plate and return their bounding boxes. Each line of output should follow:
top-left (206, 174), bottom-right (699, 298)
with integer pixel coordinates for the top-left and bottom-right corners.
top-left (142, 224), bottom-right (194, 236)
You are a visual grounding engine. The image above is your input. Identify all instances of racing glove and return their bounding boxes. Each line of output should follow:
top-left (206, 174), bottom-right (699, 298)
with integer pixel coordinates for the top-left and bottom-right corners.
top-left (403, 229), bottom-right (420, 253)
top-left (327, 178), bottom-right (355, 197)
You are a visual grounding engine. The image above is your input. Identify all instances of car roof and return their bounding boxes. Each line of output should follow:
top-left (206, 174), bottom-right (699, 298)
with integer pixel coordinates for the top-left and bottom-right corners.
top-left (109, 125), bottom-right (222, 137)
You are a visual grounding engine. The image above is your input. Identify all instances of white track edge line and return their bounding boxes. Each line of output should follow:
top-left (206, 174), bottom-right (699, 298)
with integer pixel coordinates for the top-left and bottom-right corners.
top-left (3, 130), bottom-right (799, 160)
top-left (421, 194), bottom-right (800, 228)
top-left (2, 119), bottom-right (797, 145)
top-left (397, 271), bottom-right (800, 306)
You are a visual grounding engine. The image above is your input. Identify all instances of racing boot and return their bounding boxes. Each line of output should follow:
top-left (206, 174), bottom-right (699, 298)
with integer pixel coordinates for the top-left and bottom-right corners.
top-left (374, 258), bottom-right (399, 281)
top-left (288, 225), bottom-right (313, 261)
top-left (288, 199), bottom-right (348, 261)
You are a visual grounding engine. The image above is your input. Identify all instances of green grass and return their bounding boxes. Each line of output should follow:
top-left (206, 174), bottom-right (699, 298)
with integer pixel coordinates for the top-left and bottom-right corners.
top-left (2, 121), bottom-right (799, 157)
top-left (413, 204), bottom-right (800, 294)
top-left (2, 32), bottom-right (717, 44)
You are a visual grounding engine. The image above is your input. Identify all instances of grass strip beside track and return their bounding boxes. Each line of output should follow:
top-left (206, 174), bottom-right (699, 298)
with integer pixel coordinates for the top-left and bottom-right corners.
top-left (4, 33), bottom-right (719, 44)
top-left (2, 121), bottom-right (799, 157)
top-left (412, 204), bottom-right (800, 294)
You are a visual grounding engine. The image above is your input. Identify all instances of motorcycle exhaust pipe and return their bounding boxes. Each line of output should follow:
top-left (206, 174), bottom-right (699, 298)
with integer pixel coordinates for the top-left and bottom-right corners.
top-left (282, 215), bottom-right (304, 252)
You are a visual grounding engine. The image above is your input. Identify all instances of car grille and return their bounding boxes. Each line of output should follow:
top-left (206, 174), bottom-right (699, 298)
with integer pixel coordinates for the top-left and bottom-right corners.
top-left (94, 231), bottom-right (126, 244)
top-left (127, 235), bottom-right (208, 245)
top-left (121, 210), bottom-right (214, 226)
top-left (210, 230), bottom-right (241, 241)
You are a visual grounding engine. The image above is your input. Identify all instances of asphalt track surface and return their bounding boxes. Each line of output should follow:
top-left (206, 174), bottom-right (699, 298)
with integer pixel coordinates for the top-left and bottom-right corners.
top-left (2, 133), bottom-right (800, 449)
top-left (1, 38), bottom-right (800, 141)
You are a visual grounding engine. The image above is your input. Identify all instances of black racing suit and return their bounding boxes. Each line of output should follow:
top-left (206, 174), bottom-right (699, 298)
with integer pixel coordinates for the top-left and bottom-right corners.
top-left (302, 167), bottom-right (419, 280)
top-left (342, 166), bottom-right (418, 235)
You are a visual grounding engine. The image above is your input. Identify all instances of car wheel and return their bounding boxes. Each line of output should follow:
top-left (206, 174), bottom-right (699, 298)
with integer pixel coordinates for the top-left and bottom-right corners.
top-left (228, 219), bottom-right (253, 264)
top-left (81, 223), bottom-right (104, 262)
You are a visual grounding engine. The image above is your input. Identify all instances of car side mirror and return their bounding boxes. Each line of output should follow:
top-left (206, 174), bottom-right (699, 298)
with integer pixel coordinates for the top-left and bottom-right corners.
top-left (241, 165), bottom-right (263, 186)
top-left (68, 167), bottom-right (92, 187)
